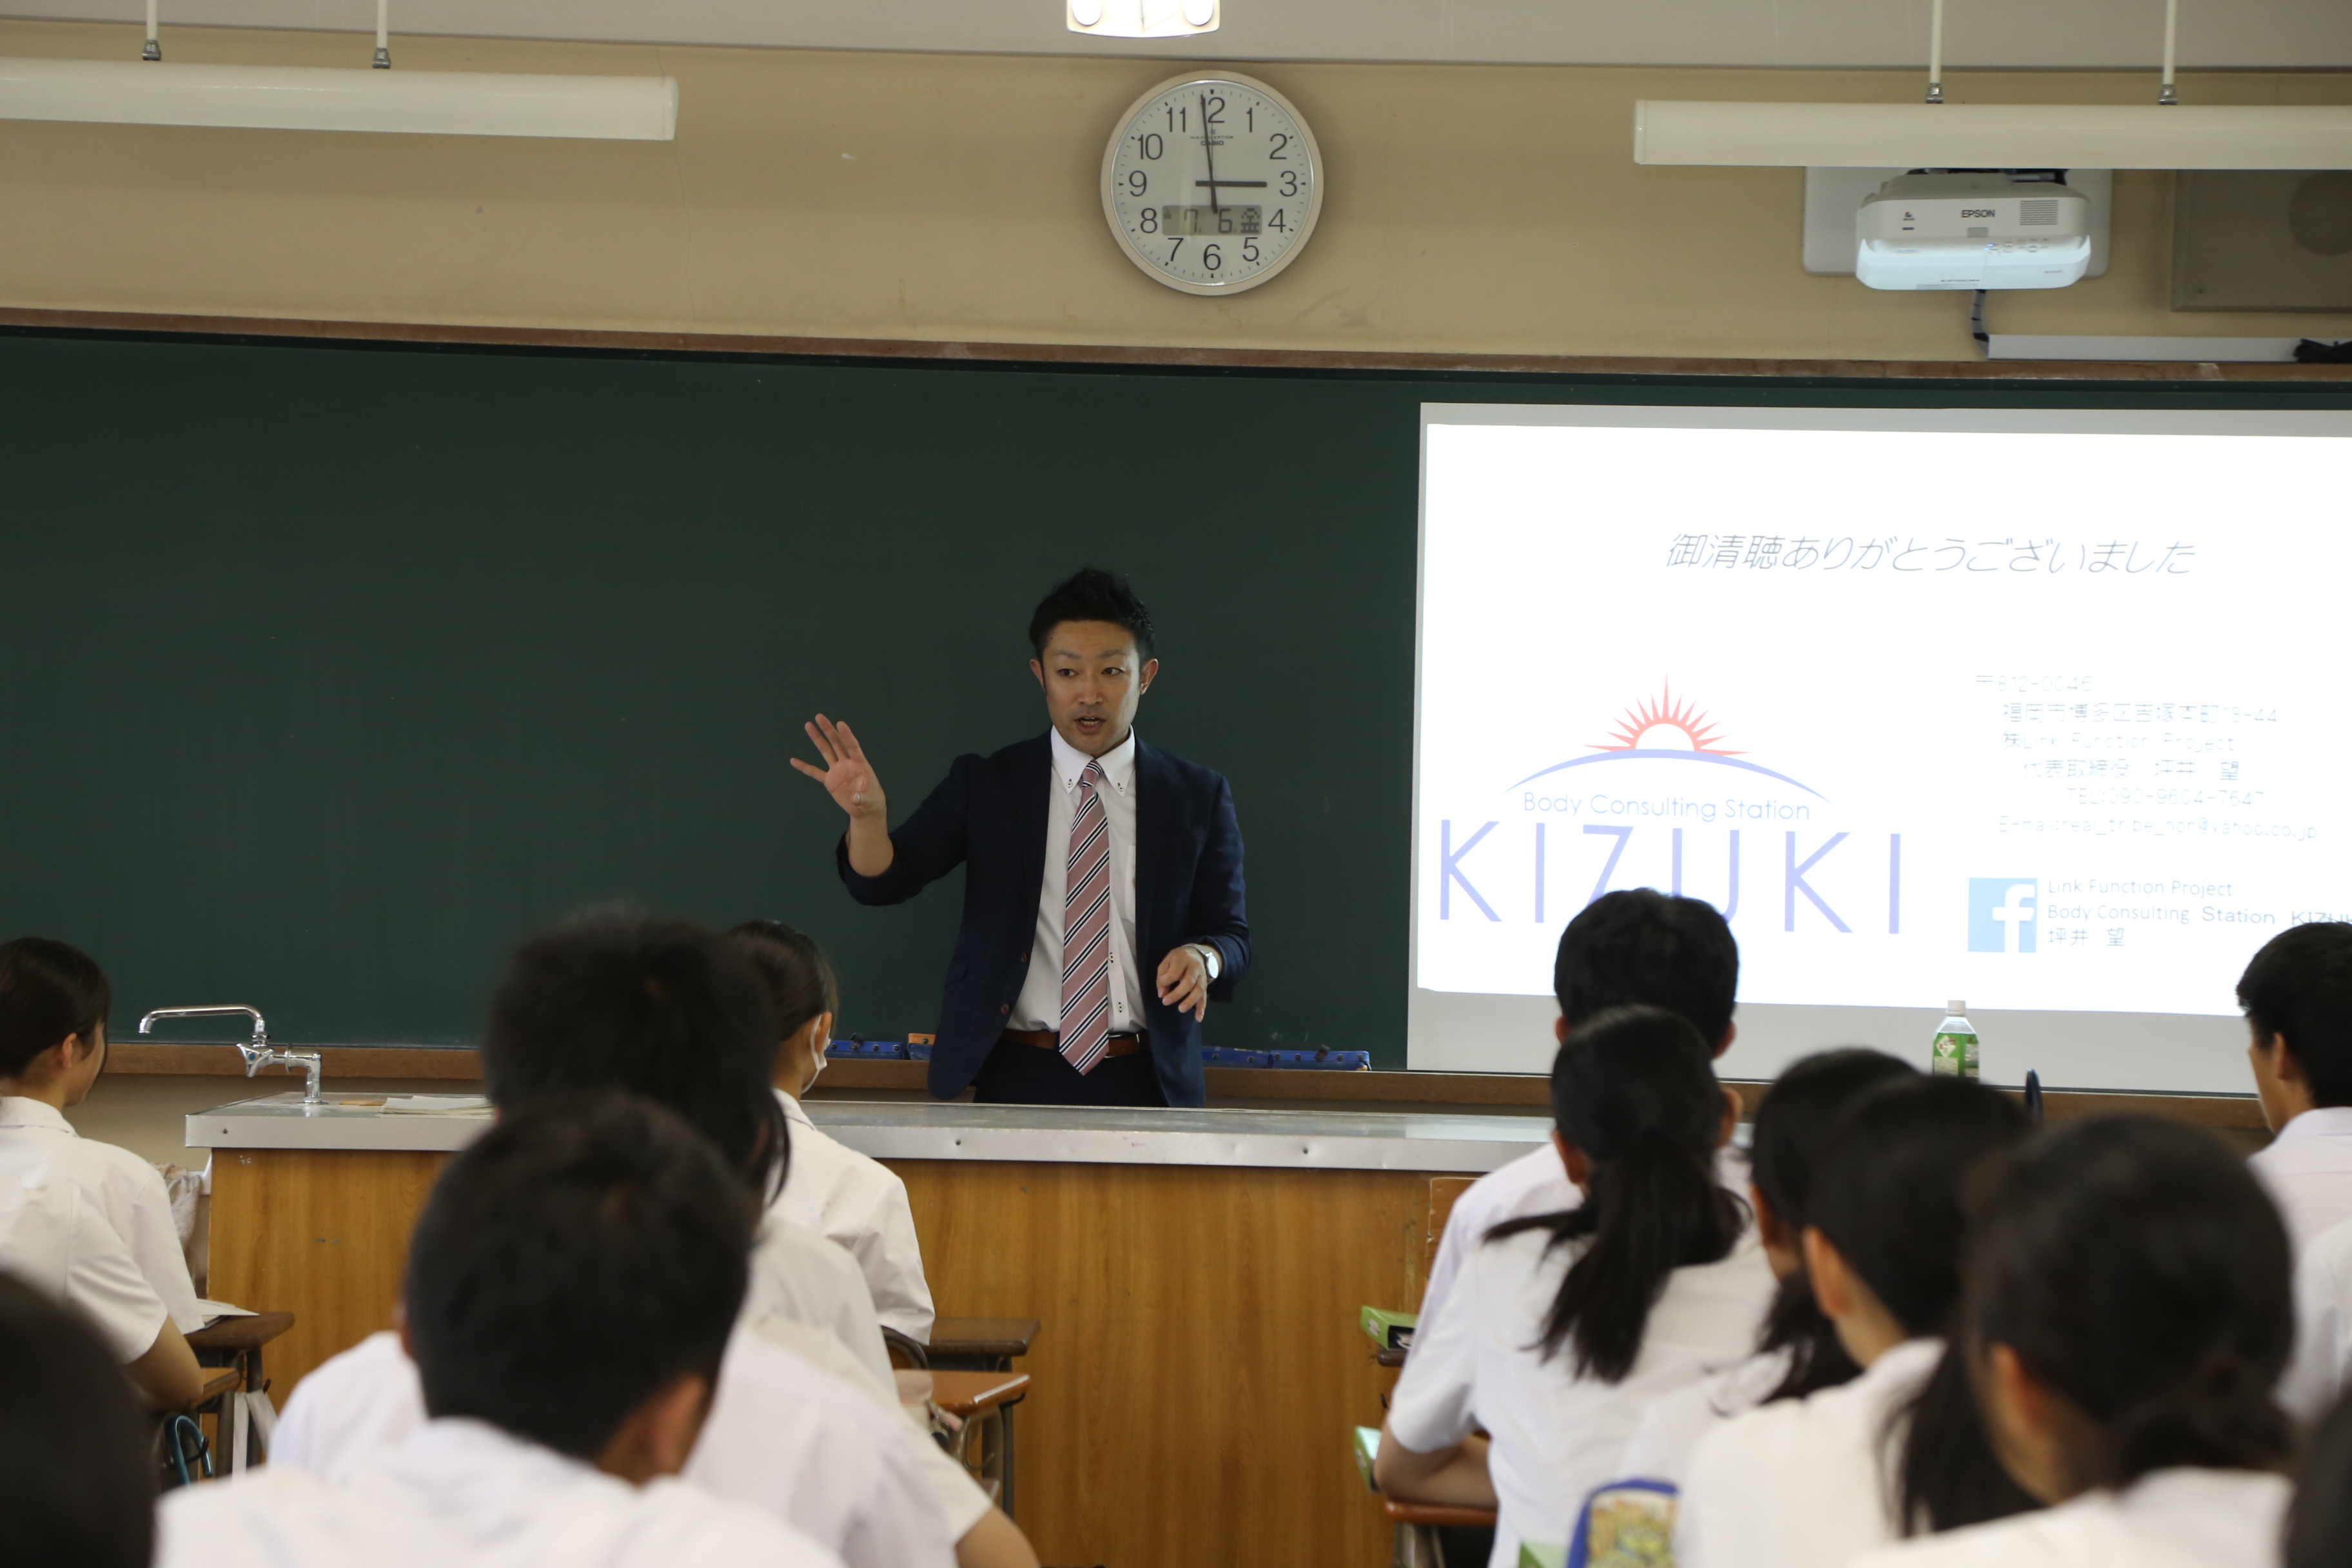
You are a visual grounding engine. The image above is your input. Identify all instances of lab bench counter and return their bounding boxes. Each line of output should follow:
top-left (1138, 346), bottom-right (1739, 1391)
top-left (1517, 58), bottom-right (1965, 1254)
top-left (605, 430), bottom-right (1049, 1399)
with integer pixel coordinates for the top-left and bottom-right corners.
top-left (197, 1093), bottom-right (1538, 1568)
top-left (187, 1093), bottom-right (1553, 1172)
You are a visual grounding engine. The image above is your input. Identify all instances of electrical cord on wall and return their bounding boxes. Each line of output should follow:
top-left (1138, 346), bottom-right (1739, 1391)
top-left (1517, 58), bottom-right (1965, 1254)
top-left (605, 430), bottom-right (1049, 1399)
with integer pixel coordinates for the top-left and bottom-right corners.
top-left (1971, 288), bottom-right (1990, 357)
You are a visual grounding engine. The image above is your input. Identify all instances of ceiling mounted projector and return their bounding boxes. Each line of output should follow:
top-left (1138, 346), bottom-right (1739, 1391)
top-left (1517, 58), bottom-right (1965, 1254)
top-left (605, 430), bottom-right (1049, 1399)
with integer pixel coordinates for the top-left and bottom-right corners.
top-left (1856, 172), bottom-right (2092, 291)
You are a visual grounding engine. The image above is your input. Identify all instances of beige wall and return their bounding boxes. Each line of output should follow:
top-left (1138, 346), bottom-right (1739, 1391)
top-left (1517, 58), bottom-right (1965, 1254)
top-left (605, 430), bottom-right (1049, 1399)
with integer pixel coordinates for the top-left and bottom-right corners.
top-left (2, 19), bottom-right (2348, 358)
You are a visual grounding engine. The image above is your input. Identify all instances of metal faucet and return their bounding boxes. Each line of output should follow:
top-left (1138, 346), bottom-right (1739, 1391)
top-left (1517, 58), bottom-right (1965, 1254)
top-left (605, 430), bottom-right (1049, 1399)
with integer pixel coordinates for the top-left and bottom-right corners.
top-left (138, 1004), bottom-right (322, 1106)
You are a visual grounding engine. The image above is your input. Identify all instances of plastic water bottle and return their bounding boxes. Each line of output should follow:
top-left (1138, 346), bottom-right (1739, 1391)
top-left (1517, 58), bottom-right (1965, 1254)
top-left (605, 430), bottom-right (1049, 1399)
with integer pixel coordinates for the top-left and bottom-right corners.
top-left (1931, 1000), bottom-right (1979, 1081)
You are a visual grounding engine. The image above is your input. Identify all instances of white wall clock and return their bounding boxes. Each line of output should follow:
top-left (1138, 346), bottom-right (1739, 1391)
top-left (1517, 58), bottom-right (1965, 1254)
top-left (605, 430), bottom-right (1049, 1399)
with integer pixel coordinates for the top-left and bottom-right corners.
top-left (1100, 72), bottom-right (1324, 297)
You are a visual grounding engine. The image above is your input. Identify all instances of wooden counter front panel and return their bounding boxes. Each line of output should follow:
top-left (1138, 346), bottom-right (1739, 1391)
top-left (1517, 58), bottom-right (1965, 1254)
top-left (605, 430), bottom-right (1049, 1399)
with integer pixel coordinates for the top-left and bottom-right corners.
top-left (889, 1159), bottom-right (1422, 1568)
top-left (209, 1148), bottom-right (451, 1392)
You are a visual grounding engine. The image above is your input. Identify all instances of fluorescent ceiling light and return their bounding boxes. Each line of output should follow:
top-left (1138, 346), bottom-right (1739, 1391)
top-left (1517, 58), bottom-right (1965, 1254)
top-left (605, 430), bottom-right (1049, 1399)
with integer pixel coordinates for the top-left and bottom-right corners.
top-left (1068, 0), bottom-right (1218, 40)
top-left (1634, 102), bottom-right (2352, 170)
top-left (0, 56), bottom-right (676, 139)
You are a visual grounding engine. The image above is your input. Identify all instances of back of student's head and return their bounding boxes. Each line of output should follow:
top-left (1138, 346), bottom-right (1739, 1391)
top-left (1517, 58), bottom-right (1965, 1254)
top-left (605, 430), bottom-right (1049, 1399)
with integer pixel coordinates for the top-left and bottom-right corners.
top-left (727, 920), bottom-right (839, 1039)
top-left (2238, 921), bottom-right (2352, 1106)
top-left (2288, 1386), bottom-right (2352, 1568)
top-left (0, 1271), bottom-right (153, 1568)
top-left (1553, 890), bottom-right (1737, 1047)
top-left (1810, 1075), bottom-right (2034, 1535)
top-left (1489, 1004), bottom-right (1741, 1382)
top-left (1970, 1116), bottom-right (2293, 1494)
top-left (1747, 1048), bottom-right (1917, 1400)
top-left (0, 937), bottom-right (110, 1080)
top-left (405, 1094), bottom-right (755, 1462)
top-left (482, 906), bottom-right (786, 1198)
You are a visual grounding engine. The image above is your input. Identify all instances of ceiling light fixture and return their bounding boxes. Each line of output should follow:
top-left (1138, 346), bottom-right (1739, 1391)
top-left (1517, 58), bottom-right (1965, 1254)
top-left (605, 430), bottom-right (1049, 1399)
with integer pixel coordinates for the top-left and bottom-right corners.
top-left (1633, 102), bottom-right (2352, 170)
top-left (1067, 0), bottom-right (1219, 41)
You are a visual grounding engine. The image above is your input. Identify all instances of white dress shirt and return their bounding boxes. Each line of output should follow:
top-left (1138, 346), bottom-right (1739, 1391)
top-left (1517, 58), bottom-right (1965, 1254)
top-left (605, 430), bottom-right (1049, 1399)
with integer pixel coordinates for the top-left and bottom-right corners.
top-left (0, 1168), bottom-right (169, 1362)
top-left (1012, 728), bottom-right (1149, 1032)
top-left (1676, 1335), bottom-right (1946, 1568)
top-left (774, 1090), bottom-right (935, 1340)
top-left (1848, 1467), bottom-right (2290, 1568)
top-left (2281, 1212), bottom-right (2352, 1426)
top-left (161, 1416), bottom-right (845, 1568)
top-left (1389, 1221), bottom-right (1776, 1568)
top-left (270, 1328), bottom-right (956, 1568)
top-left (2248, 1106), bottom-right (2352, 1255)
top-left (744, 1213), bottom-right (896, 1401)
top-left (1617, 1346), bottom-right (1793, 1485)
top-left (0, 1096), bottom-right (206, 1332)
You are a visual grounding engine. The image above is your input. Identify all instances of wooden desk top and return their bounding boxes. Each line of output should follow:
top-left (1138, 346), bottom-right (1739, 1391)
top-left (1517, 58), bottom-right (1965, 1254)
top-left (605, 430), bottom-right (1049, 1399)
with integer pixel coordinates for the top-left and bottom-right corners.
top-left (1382, 1498), bottom-right (1498, 1528)
top-left (187, 1311), bottom-right (296, 1353)
top-left (928, 1315), bottom-right (1040, 1358)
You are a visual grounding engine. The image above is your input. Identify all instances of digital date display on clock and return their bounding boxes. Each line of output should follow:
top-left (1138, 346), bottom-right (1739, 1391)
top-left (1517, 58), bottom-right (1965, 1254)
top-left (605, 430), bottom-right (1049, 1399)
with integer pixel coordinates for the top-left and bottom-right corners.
top-left (1157, 204), bottom-right (1262, 235)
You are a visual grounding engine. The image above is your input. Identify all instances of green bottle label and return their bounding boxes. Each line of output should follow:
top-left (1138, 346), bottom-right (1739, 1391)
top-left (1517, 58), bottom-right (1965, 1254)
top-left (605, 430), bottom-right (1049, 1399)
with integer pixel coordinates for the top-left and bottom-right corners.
top-left (1932, 1030), bottom-right (1978, 1079)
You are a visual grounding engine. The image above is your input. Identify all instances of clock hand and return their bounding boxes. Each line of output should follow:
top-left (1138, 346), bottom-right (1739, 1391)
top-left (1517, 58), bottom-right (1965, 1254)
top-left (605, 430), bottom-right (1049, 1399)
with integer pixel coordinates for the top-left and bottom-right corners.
top-left (1200, 93), bottom-right (1219, 215)
top-left (1194, 180), bottom-right (1267, 188)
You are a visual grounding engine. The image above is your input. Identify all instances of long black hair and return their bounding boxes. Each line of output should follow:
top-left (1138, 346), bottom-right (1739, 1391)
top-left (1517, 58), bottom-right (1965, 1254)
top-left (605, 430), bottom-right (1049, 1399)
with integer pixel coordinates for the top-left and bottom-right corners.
top-left (1807, 1073), bottom-right (2034, 1534)
top-left (1747, 1048), bottom-right (1916, 1402)
top-left (1487, 1004), bottom-right (1744, 1383)
top-left (0, 1273), bottom-right (153, 1568)
top-left (1970, 1117), bottom-right (2294, 1497)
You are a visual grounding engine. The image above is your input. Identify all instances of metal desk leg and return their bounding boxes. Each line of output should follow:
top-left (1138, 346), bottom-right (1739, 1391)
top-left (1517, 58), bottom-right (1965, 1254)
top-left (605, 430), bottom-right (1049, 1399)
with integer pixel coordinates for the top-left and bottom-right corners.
top-left (999, 1400), bottom-right (1016, 1520)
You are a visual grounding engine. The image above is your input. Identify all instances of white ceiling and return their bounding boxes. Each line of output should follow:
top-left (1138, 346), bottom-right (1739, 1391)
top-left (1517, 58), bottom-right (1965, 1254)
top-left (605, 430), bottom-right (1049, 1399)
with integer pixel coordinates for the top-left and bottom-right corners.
top-left (5, 0), bottom-right (2348, 70)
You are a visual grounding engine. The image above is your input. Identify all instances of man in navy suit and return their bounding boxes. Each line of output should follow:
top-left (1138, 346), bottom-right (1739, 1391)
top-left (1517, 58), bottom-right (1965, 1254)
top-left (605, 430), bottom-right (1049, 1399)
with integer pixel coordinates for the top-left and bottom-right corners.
top-left (794, 569), bottom-right (1249, 1108)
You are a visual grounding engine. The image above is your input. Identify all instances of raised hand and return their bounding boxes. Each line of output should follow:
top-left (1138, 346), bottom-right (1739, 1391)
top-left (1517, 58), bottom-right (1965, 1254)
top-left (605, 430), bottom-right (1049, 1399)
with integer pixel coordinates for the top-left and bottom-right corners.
top-left (791, 714), bottom-right (889, 823)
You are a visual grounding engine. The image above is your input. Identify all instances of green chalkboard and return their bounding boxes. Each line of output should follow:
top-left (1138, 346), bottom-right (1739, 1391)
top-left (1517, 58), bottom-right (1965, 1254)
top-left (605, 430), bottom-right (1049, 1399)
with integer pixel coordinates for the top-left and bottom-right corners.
top-left (0, 329), bottom-right (2341, 1067)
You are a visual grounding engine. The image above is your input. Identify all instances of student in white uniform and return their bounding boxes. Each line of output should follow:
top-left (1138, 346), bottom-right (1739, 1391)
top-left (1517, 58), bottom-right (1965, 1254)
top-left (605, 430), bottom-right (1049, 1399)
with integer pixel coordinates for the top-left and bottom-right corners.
top-left (0, 1166), bottom-right (202, 1409)
top-left (2280, 1215), bottom-right (2352, 1426)
top-left (730, 921), bottom-right (936, 1340)
top-left (1418, 890), bottom-right (1743, 1337)
top-left (1852, 1117), bottom-right (2297, 1568)
top-left (0, 1269), bottom-right (157, 1568)
top-left (161, 1097), bottom-right (845, 1568)
top-left (1676, 1076), bottom-right (2033, 1568)
top-left (0, 937), bottom-right (207, 1333)
top-left (1378, 1005), bottom-right (1775, 1568)
top-left (2239, 923), bottom-right (2352, 1253)
top-left (1620, 1048), bottom-right (1914, 1482)
top-left (286, 908), bottom-right (1040, 1568)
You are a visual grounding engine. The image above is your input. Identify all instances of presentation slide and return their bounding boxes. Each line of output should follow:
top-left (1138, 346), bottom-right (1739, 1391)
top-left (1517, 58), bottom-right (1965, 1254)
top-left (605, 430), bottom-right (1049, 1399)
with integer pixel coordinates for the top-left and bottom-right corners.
top-left (1410, 403), bottom-right (2352, 1094)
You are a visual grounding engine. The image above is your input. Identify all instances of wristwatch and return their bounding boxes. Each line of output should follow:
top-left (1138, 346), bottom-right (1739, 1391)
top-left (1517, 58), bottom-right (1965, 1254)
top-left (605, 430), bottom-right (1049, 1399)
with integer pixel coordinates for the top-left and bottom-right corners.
top-left (1187, 943), bottom-right (1223, 981)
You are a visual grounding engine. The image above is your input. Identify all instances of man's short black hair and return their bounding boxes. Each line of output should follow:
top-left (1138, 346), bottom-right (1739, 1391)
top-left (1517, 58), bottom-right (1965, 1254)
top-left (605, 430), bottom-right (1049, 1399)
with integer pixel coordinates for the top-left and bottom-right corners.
top-left (0, 1273), bottom-right (153, 1568)
top-left (1028, 568), bottom-right (1154, 661)
top-left (2239, 921), bottom-right (2352, 1106)
top-left (406, 1095), bottom-right (754, 1461)
top-left (481, 906), bottom-right (787, 1199)
top-left (0, 937), bottom-right (110, 1080)
top-left (1553, 888), bottom-right (1738, 1046)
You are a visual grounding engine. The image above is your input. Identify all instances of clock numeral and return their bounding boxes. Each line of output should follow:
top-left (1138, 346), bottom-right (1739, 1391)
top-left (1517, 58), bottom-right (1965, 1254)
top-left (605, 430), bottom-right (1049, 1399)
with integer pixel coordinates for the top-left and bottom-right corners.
top-left (1139, 206), bottom-right (1159, 235)
top-left (1242, 236), bottom-right (1260, 264)
top-left (1164, 104), bottom-right (1188, 133)
top-left (1203, 243), bottom-right (1222, 271)
top-left (1268, 132), bottom-right (1288, 160)
top-left (1135, 132), bottom-right (1163, 161)
top-left (1203, 96), bottom-right (1225, 126)
top-left (1268, 208), bottom-right (1287, 231)
top-left (1168, 237), bottom-right (1184, 264)
top-left (1126, 170), bottom-right (1147, 197)
top-left (1279, 170), bottom-right (1300, 196)
top-left (1246, 105), bottom-right (1254, 132)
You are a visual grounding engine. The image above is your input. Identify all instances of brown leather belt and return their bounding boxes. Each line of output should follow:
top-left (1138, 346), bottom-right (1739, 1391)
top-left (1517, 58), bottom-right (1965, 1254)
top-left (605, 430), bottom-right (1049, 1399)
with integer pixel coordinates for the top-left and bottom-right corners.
top-left (1001, 1027), bottom-right (1146, 1059)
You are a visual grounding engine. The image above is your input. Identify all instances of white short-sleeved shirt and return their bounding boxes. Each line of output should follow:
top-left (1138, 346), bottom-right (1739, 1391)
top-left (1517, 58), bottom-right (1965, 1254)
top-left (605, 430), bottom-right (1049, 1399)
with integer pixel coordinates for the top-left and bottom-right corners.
top-left (270, 1328), bottom-right (957, 1568)
top-left (1618, 1346), bottom-right (1794, 1485)
top-left (2248, 1106), bottom-right (2352, 1255)
top-left (0, 1169), bottom-right (169, 1362)
top-left (774, 1091), bottom-right (935, 1340)
top-left (745, 1213), bottom-right (896, 1400)
top-left (1389, 1220), bottom-right (1776, 1568)
top-left (160, 1416), bottom-right (844, 1568)
top-left (1848, 1467), bottom-right (2289, 1568)
top-left (0, 1096), bottom-right (206, 1332)
top-left (2280, 1213), bottom-right (2352, 1426)
top-left (1676, 1335), bottom-right (1945, 1568)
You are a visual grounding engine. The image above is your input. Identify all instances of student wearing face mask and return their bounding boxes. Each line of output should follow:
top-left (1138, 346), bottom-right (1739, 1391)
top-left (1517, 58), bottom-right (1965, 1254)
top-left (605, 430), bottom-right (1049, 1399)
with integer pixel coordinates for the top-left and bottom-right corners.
top-left (729, 921), bottom-right (934, 1341)
top-left (1852, 1117), bottom-right (2297, 1568)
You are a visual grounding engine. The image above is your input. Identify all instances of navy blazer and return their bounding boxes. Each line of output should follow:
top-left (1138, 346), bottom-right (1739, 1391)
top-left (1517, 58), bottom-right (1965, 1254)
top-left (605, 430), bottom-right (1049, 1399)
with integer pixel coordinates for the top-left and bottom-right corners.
top-left (836, 732), bottom-right (1249, 1108)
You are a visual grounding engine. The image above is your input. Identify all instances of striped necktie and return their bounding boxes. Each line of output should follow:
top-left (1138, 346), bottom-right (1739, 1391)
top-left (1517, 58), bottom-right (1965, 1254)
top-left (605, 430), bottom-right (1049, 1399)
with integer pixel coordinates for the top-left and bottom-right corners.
top-left (1059, 760), bottom-right (1114, 1073)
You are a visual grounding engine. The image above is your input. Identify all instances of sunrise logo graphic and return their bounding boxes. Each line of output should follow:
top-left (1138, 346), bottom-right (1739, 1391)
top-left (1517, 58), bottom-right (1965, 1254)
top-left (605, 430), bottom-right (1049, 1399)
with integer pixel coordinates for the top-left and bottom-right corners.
top-left (1509, 683), bottom-right (1824, 796)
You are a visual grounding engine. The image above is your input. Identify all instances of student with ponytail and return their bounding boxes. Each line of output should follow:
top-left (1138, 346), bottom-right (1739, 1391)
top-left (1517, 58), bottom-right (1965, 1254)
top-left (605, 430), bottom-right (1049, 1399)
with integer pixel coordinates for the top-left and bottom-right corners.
top-left (1618, 1048), bottom-right (1916, 1482)
top-left (1376, 1006), bottom-right (1773, 1568)
top-left (1676, 1075), bottom-right (2032, 1568)
top-left (1856, 1117), bottom-right (2296, 1568)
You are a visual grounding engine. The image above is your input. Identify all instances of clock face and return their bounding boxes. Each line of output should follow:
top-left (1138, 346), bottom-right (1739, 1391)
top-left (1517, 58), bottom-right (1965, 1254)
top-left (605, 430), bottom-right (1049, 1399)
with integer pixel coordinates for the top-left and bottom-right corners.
top-left (1101, 73), bottom-right (1323, 297)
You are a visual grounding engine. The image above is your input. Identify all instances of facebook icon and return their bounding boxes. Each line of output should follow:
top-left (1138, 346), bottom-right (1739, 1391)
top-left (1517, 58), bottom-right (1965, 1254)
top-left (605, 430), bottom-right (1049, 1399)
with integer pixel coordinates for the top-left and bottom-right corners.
top-left (1968, 878), bottom-right (2039, 954)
